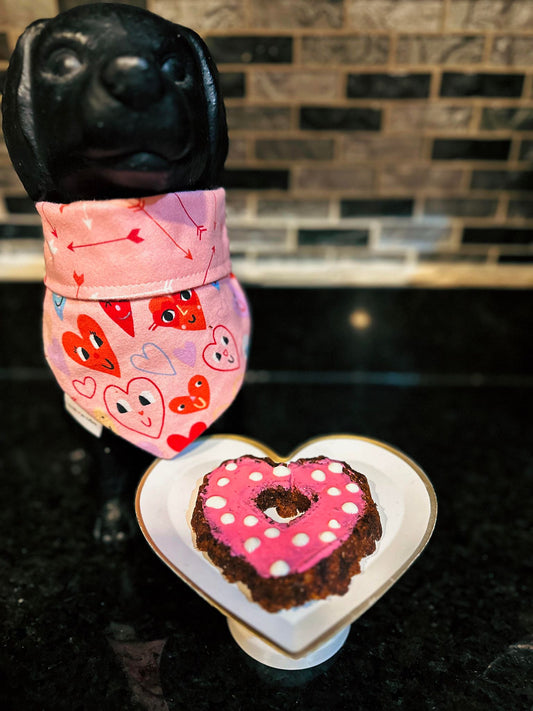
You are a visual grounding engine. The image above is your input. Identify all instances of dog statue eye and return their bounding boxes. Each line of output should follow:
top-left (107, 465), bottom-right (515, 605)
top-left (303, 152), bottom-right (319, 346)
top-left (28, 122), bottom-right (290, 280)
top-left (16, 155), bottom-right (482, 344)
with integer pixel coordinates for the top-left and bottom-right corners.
top-left (161, 56), bottom-right (186, 83)
top-left (45, 48), bottom-right (83, 78)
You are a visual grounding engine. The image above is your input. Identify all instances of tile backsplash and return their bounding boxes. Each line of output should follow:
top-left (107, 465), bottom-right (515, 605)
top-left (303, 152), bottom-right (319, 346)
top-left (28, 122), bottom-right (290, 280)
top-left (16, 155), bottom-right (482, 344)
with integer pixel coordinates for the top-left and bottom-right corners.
top-left (1, 0), bottom-right (532, 286)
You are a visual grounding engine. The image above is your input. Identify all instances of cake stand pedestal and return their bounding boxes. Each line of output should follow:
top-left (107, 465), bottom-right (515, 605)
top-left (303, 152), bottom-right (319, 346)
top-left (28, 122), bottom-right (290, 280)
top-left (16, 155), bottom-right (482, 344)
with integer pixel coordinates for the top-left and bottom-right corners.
top-left (227, 617), bottom-right (350, 670)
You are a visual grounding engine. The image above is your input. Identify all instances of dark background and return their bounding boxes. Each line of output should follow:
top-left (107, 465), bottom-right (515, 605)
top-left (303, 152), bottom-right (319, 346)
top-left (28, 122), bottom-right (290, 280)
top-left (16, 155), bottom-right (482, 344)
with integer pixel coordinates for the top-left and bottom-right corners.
top-left (0, 283), bottom-right (531, 710)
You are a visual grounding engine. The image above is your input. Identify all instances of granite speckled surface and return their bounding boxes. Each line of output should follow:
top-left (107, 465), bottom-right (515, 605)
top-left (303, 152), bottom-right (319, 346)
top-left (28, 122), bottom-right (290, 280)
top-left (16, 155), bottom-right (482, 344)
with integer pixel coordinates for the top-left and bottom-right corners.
top-left (0, 283), bottom-right (531, 710)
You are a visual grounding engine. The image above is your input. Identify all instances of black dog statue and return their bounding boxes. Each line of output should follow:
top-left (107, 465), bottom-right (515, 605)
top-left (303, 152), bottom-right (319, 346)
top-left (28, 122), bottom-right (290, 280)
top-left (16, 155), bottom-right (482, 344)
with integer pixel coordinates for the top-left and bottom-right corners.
top-left (3, 2), bottom-right (227, 201)
top-left (2, 3), bottom-right (250, 543)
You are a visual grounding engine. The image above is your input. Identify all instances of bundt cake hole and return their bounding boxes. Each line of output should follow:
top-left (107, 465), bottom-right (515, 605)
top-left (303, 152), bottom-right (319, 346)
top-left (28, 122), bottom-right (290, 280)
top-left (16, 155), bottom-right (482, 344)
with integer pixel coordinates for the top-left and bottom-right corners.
top-left (254, 486), bottom-right (317, 522)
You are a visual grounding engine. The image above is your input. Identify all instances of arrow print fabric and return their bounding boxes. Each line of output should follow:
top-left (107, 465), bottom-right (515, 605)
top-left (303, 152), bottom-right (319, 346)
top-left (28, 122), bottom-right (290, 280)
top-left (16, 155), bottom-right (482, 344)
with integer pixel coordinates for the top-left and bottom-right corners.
top-left (38, 189), bottom-right (251, 458)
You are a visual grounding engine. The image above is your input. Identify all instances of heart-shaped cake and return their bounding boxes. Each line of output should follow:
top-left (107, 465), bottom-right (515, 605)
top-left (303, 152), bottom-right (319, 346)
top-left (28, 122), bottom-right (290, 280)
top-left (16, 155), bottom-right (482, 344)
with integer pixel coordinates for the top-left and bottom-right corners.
top-left (191, 454), bottom-right (382, 612)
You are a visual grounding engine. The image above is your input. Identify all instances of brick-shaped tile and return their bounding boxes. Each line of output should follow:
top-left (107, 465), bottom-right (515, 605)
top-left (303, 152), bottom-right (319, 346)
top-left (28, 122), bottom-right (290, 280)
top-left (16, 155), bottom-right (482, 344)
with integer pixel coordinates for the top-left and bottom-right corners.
top-left (250, 70), bottom-right (340, 101)
top-left (153, 0), bottom-right (246, 30)
top-left (347, 0), bottom-right (444, 31)
top-left (250, 0), bottom-right (344, 29)
top-left (447, 1), bottom-right (533, 31)
top-left (301, 36), bottom-right (390, 65)
top-left (396, 35), bottom-right (485, 65)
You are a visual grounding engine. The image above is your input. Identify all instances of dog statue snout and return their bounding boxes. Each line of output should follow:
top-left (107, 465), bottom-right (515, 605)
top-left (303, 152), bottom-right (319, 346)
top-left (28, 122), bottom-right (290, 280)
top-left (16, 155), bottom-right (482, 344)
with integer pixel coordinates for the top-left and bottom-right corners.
top-left (101, 56), bottom-right (163, 109)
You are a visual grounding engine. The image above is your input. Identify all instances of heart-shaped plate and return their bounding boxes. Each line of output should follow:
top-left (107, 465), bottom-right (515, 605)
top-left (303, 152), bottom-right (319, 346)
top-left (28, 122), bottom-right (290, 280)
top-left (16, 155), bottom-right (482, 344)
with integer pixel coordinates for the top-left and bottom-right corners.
top-left (135, 434), bottom-right (437, 658)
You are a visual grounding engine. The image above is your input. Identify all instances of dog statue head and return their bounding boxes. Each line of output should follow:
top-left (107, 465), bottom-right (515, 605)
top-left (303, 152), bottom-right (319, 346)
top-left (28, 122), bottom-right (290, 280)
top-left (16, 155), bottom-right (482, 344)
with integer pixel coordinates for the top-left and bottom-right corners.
top-left (2, 3), bottom-right (228, 202)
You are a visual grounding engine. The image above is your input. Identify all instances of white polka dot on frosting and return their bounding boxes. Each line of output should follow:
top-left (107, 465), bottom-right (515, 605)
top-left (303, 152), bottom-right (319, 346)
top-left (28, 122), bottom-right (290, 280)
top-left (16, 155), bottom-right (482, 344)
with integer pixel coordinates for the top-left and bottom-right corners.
top-left (346, 482), bottom-right (360, 493)
top-left (328, 461), bottom-right (344, 473)
top-left (220, 513), bottom-right (235, 524)
top-left (225, 462), bottom-right (238, 471)
top-left (217, 477), bottom-right (230, 487)
top-left (206, 496), bottom-right (226, 509)
top-left (319, 531), bottom-right (337, 543)
top-left (270, 560), bottom-right (290, 577)
top-left (249, 471), bottom-right (263, 482)
top-left (292, 533), bottom-right (309, 547)
top-left (342, 502), bottom-right (359, 514)
top-left (244, 537), bottom-right (261, 553)
top-left (264, 527), bottom-right (280, 539)
top-left (311, 469), bottom-right (326, 482)
top-left (244, 515), bottom-right (258, 527)
top-left (327, 487), bottom-right (341, 496)
top-left (273, 465), bottom-right (290, 477)
top-left (328, 518), bottom-right (341, 529)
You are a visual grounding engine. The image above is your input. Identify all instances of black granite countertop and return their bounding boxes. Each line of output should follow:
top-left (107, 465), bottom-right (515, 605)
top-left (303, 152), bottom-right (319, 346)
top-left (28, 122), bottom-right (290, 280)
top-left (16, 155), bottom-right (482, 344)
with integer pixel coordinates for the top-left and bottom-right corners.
top-left (0, 284), bottom-right (531, 710)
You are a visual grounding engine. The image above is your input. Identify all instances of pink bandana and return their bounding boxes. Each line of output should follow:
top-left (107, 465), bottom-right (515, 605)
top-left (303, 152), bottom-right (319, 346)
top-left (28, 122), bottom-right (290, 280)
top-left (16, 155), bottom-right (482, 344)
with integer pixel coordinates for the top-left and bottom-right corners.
top-left (38, 189), bottom-right (250, 459)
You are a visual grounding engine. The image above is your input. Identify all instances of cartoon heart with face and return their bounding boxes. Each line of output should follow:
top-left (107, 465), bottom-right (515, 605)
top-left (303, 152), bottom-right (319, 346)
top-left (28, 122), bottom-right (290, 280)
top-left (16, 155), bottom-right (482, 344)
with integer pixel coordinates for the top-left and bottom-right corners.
top-left (169, 374), bottom-right (210, 415)
top-left (202, 326), bottom-right (240, 371)
top-left (52, 293), bottom-right (66, 320)
top-left (104, 377), bottom-right (165, 438)
top-left (100, 299), bottom-right (135, 337)
top-left (62, 315), bottom-right (121, 377)
top-left (149, 289), bottom-right (206, 332)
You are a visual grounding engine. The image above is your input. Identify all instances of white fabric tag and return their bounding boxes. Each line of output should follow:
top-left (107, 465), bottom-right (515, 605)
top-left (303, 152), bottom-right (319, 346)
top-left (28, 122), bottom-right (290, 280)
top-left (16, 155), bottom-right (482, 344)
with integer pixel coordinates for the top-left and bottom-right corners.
top-left (64, 394), bottom-right (103, 438)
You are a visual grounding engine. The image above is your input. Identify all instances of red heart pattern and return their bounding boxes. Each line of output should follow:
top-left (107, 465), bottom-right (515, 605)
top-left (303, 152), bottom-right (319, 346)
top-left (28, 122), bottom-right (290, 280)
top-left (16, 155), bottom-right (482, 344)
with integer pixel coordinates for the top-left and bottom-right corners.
top-left (167, 422), bottom-right (207, 453)
top-left (169, 375), bottom-right (210, 414)
top-left (149, 289), bottom-right (206, 332)
top-left (62, 315), bottom-right (121, 377)
top-left (100, 299), bottom-right (135, 337)
top-left (40, 192), bottom-right (251, 459)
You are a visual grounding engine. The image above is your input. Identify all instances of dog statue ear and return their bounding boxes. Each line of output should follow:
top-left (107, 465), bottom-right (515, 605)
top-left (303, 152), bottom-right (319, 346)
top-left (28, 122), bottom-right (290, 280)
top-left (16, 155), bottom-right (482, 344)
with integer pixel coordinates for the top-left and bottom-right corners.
top-left (177, 25), bottom-right (228, 188)
top-left (2, 20), bottom-right (53, 201)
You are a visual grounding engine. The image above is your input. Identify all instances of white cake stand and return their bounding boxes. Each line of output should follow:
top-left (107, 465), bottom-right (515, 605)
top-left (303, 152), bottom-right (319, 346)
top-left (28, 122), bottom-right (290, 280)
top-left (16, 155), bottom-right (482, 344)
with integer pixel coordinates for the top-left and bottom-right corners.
top-left (227, 617), bottom-right (351, 670)
top-left (135, 434), bottom-right (437, 669)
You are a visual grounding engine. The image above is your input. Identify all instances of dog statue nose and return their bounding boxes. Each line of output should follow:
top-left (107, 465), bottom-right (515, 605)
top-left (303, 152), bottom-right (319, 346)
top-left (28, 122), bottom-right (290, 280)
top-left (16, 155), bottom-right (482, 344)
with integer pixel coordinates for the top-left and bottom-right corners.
top-left (101, 56), bottom-right (163, 109)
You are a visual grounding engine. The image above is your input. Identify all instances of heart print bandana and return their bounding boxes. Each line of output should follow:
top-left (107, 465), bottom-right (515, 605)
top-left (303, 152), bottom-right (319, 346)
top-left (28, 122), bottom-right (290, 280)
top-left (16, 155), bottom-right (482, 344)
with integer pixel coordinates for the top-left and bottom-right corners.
top-left (38, 189), bottom-right (250, 459)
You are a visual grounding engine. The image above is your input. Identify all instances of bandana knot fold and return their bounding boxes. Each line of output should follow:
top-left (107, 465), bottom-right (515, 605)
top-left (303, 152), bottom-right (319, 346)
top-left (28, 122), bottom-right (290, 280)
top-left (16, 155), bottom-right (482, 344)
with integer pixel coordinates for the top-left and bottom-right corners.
top-left (38, 189), bottom-right (250, 459)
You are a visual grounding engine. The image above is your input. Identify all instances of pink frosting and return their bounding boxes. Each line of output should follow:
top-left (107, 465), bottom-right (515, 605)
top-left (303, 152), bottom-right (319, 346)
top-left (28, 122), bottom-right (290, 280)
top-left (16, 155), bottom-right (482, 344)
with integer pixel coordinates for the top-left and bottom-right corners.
top-left (199, 456), bottom-right (367, 578)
